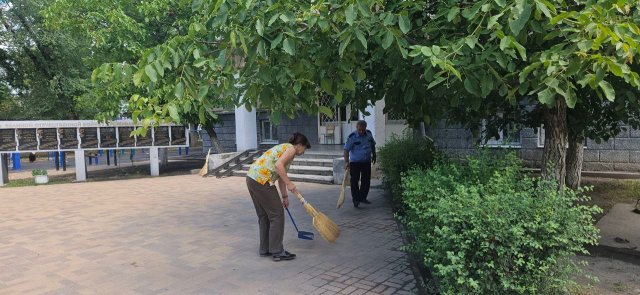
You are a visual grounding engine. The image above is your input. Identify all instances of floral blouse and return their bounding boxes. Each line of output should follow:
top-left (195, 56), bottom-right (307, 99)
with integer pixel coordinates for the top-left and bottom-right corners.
top-left (247, 143), bottom-right (293, 185)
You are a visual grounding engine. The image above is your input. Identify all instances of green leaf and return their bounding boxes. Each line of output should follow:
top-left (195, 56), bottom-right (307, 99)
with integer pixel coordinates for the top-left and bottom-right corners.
top-left (198, 85), bottom-right (209, 99)
top-left (256, 19), bottom-right (264, 36)
top-left (168, 105), bottom-right (180, 122)
top-left (319, 106), bottom-right (333, 118)
top-left (382, 30), bottom-right (394, 49)
top-left (494, 0), bottom-right (507, 7)
top-left (194, 58), bottom-right (207, 67)
top-left (577, 41), bottom-right (592, 51)
top-left (268, 14), bottom-right (279, 26)
top-left (356, 69), bottom-right (366, 81)
top-left (428, 76), bottom-right (446, 89)
top-left (432, 45), bottom-right (441, 55)
top-left (257, 40), bottom-right (266, 58)
top-left (345, 5), bottom-right (356, 26)
top-left (321, 79), bottom-right (333, 95)
top-left (191, 0), bottom-right (204, 12)
top-left (175, 82), bottom-right (184, 98)
top-left (342, 74), bottom-right (356, 91)
top-left (399, 14), bottom-right (411, 34)
top-left (421, 46), bottom-right (432, 56)
top-left (464, 77), bottom-right (481, 96)
top-left (606, 60), bottom-right (623, 77)
top-left (355, 29), bottom-right (367, 49)
top-left (339, 36), bottom-right (351, 56)
top-left (538, 88), bottom-right (556, 106)
top-left (271, 33), bottom-right (283, 49)
top-left (480, 74), bottom-right (494, 97)
top-left (144, 64), bottom-right (157, 83)
top-left (283, 38), bottom-right (295, 55)
top-left (465, 36), bottom-right (477, 49)
top-left (599, 80), bottom-right (615, 101)
top-left (133, 70), bottom-right (143, 86)
top-left (508, 1), bottom-right (532, 36)
top-left (447, 7), bottom-right (460, 22)
top-left (293, 82), bottom-right (302, 94)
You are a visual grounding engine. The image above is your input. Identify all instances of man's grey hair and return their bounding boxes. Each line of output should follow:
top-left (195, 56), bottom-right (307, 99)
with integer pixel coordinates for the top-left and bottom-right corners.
top-left (357, 120), bottom-right (367, 127)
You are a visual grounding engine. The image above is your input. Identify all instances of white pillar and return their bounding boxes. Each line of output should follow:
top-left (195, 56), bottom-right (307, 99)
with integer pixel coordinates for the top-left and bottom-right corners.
top-left (0, 154), bottom-right (8, 186)
top-left (74, 150), bottom-right (86, 182)
top-left (364, 100), bottom-right (386, 146)
top-left (150, 147), bottom-right (160, 176)
top-left (235, 105), bottom-right (258, 151)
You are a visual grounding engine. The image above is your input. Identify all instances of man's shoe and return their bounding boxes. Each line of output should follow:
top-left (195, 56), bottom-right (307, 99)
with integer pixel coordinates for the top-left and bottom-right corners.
top-left (353, 201), bottom-right (360, 208)
top-left (272, 251), bottom-right (296, 261)
top-left (361, 200), bottom-right (371, 204)
top-left (259, 252), bottom-right (271, 257)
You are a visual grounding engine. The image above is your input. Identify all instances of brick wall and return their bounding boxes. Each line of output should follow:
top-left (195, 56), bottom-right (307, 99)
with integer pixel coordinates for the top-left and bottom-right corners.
top-left (202, 111), bottom-right (320, 152)
top-left (427, 123), bottom-right (640, 172)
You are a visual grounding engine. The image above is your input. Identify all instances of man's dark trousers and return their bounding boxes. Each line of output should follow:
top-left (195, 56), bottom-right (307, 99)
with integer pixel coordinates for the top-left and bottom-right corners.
top-left (350, 161), bottom-right (371, 202)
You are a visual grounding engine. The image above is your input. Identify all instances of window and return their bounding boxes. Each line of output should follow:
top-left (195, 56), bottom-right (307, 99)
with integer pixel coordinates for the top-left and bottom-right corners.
top-left (386, 112), bottom-right (406, 124)
top-left (482, 114), bottom-right (522, 148)
top-left (261, 120), bottom-right (277, 143)
top-left (537, 125), bottom-right (587, 148)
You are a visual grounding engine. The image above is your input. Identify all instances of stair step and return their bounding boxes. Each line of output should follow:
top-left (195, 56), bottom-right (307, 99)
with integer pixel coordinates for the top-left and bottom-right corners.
top-left (298, 153), bottom-right (342, 160)
top-left (232, 171), bottom-right (334, 184)
top-left (293, 158), bottom-right (334, 167)
top-left (240, 164), bottom-right (333, 176)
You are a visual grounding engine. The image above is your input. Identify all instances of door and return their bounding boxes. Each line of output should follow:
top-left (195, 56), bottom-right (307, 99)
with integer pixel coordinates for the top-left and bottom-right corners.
top-left (339, 106), bottom-right (359, 144)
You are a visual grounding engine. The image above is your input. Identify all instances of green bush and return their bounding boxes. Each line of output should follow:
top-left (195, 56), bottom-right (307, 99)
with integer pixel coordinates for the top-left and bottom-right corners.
top-left (377, 134), bottom-right (440, 202)
top-left (401, 152), bottom-right (601, 294)
top-left (31, 169), bottom-right (48, 176)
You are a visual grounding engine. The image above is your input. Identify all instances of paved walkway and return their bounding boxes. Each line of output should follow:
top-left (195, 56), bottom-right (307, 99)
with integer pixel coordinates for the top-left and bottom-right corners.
top-left (0, 175), bottom-right (416, 294)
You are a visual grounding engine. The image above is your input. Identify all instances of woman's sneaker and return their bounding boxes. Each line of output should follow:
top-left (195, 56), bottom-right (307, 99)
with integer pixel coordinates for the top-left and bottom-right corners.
top-left (272, 251), bottom-right (296, 261)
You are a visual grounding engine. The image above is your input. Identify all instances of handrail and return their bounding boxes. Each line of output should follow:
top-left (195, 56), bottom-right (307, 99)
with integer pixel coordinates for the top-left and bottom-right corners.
top-left (203, 149), bottom-right (254, 177)
top-left (216, 150), bottom-right (263, 178)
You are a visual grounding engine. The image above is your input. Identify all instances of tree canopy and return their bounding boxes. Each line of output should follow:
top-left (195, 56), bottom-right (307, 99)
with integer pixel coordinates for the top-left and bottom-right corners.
top-left (43, 0), bottom-right (640, 186)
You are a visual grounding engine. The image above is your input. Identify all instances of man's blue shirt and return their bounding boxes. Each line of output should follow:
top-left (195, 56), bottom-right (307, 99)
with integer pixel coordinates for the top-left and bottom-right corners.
top-left (344, 130), bottom-right (376, 163)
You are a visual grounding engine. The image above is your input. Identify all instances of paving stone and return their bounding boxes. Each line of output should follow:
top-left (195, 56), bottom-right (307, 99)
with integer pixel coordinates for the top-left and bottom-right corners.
top-left (0, 175), bottom-right (417, 294)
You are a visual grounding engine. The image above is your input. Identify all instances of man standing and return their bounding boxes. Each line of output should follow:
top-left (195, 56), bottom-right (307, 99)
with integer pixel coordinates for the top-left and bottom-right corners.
top-left (343, 120), bottom-right (376, 208)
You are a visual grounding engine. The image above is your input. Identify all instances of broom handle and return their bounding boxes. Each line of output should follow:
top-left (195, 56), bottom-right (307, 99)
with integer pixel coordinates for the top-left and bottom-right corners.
top-left (285, 207), bottom-right (300, 232)
top-left (294, 192), bottom-right (307, 205)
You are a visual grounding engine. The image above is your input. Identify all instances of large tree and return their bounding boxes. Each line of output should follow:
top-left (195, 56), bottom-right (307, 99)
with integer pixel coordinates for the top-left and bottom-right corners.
top-left (73, 0), bottom-right (638, 187)
top-left (0, 0), bottom-right (94, 120)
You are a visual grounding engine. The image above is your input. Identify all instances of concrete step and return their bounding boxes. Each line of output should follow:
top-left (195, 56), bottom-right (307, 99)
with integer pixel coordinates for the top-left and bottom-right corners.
top-left (240, 164), bottom-right (333, 176)
top-left (293, 158), bottom-right (334, 167)
top-left (298, 153), bottom-right (342, 160)
top-left (231, 170), bottom-right (334, 184)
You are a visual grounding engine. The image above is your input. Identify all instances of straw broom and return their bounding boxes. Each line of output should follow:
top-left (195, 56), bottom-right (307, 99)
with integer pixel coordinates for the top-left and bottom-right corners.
top-left (198, 148), bottom-right (211, 177)
top-left (294, 192), bottom-right (340, 243)
top-left (336, 167), bottom-right (349, 209)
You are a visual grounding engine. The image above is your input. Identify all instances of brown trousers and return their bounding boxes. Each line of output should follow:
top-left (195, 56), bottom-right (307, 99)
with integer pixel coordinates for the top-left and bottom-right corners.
top-left (246, 177), bottom-right (284, 254)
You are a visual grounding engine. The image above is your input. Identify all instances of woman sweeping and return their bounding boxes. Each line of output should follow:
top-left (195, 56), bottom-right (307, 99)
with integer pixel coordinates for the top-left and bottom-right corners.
top-left (246, 132), bottom-right (311, 261)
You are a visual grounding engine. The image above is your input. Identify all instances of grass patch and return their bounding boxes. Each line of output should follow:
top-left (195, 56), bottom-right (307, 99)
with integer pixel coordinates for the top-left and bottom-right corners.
top-left (582, 177), bottom-right (640, 222)
top-left (2, 176), bottom-right (74, 188)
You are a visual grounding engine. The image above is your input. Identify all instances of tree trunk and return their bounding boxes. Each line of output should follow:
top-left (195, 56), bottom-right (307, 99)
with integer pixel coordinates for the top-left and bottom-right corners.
top-left (541, 99), bottom-right (568, 188)
top-left (204, 125), bottom-right (223, 153)
top-left (565, 131), bottom-right (585, 190)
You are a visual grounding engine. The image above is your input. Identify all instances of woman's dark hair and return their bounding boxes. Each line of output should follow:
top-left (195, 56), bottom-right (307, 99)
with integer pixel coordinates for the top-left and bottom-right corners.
top-left (288, 132), bottom-right (311, 149)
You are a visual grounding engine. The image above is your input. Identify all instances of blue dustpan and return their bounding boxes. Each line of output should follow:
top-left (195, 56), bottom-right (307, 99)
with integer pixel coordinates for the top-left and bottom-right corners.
top-left (285, 207), bottom-right (314, 240)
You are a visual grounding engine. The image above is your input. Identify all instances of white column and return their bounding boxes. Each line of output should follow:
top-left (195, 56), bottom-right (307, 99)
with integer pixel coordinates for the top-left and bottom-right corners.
top-left (363, 100), bottom-right (387, 146)
top-left (235, 105), bottom-right (258, 151)
top-left (74, 150), bottom-right (87, 182)
top-left (149, 147), bottom-right (160, 176)
top-left (0, 154), bottom-right (8, 186)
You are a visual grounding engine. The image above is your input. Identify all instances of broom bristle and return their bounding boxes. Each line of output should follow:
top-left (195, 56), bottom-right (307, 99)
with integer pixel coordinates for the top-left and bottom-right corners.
top-left (198, 149), bottom-right (211, 177)
top-left (303, 203), bottom-right (318, 216)
top-left (337, 169), bottom-right (349, 209)
top-left (313, 212), bottom-right (340, 243)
